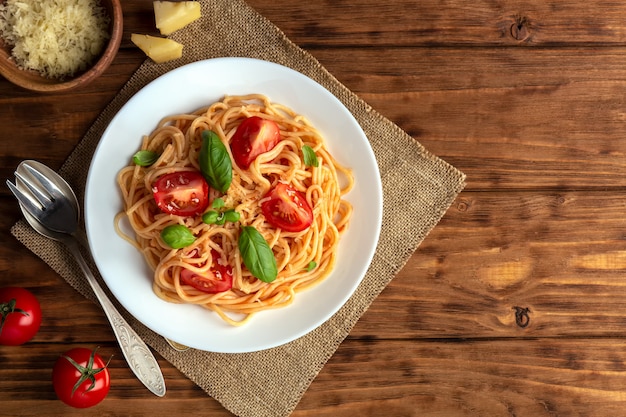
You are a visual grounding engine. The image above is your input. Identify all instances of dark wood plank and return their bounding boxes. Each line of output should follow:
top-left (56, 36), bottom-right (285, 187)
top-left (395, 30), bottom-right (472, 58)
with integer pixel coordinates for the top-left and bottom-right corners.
top-left (4, 338), bottom-right (626, 416)
top-left (249, 0), bottom-right (626, 46)
top-left (301, 338), bottom-right (626, 416)
top-left (354, 190), bottom-right (626, 339)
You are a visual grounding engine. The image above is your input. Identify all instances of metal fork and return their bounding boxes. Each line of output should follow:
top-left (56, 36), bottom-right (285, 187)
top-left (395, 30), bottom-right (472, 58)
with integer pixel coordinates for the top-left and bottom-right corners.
top-left (8, 161), bottom-right (190, 353)
top-left (7, 160), bottom-right (167, 397)
top-left (7, 163), bottom-right (79, 235)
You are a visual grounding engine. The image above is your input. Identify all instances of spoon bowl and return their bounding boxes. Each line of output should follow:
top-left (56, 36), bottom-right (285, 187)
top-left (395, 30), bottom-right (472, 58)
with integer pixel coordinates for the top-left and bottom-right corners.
top-left (10, 160), bottom-right (190, 352)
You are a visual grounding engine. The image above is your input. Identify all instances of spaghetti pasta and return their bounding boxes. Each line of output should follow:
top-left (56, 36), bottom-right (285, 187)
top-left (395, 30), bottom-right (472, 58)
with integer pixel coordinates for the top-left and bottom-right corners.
top-left (116, 94), bottom-right (353, 325)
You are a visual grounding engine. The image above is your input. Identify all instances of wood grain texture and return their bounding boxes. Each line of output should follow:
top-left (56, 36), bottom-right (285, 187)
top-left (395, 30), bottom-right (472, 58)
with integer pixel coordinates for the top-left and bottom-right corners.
top-left (250, 0), bottom-right (626, 46)
top-left (355, 191), bottom-right (626, 339)
top-left (3, 0), bottom-right (626, 416)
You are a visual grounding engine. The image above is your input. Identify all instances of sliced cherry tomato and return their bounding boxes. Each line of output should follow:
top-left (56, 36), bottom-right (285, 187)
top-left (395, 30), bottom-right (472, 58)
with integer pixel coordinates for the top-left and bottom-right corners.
top-left (260, 182), bottom-right (313, 232)
top-left (230, 116), bottom-right (281, 169)
top-left (52, 347), bottom-right (111, 408)
top-left (152, 171), bottom-right (209, 216)
top-left (0, 287), bottom-right (41, 346)
top-left (180, 249), bottom-right (233, 293)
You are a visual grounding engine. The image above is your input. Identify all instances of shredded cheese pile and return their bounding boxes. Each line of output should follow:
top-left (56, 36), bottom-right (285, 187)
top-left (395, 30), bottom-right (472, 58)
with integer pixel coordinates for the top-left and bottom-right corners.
top-left (0, 0), bottom-right (110, 79)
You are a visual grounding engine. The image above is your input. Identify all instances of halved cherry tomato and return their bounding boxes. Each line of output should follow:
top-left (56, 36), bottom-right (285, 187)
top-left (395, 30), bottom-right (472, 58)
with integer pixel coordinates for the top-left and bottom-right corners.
top-left (0, 287), bottom-right (41, 346)
top-left (152, 171), bottom-right (209, 216)
top-left (260, 182), bottom-right (313, 232)
top-left (52, 347), bottom-right (111, 408)
top-left (180, 249), bottom-right (233, 293)
top-left (230, 116), bottom-right (281, 169)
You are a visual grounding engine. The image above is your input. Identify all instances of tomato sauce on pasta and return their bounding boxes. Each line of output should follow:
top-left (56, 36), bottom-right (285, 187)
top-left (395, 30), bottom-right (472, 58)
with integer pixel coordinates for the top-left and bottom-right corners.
top-left (115, 94), bottom-right (353, 325)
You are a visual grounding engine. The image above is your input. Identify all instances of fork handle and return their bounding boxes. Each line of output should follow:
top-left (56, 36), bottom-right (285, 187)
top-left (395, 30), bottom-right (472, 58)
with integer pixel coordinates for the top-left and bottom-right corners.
top-left (63, 237), bottom-right (167, 397)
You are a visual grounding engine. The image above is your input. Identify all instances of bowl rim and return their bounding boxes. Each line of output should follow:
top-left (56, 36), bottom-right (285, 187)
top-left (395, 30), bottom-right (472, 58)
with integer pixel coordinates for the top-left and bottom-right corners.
top-left (0, 0), bottom-right (123, 93)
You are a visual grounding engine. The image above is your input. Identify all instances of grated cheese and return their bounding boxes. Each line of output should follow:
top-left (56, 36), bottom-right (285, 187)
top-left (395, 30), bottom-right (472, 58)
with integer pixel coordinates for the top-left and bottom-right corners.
top-left (0, 0), bottom-right (110, 79)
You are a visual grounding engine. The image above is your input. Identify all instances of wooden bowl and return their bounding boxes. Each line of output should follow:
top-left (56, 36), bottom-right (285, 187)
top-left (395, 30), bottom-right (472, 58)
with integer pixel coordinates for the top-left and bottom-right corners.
top-left (0, 0), bottom-right (123, 93)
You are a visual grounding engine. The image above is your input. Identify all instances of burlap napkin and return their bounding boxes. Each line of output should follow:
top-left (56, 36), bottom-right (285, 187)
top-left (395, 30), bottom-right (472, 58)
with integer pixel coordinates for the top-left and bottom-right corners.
top-left (11, 1), bottom-right (465, 416)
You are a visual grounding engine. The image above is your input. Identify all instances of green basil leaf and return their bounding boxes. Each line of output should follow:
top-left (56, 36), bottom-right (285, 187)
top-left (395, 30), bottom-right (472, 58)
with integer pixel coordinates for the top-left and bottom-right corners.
top-left (199, 130), bottom-right (232, 193)
top-left (202, 210), bottom-right (219, 224)
top-left (132, 150), bottom-right (159, 167)
top-left (223, 209), bottom-right (240, 223)
top-left (211, 198), bottom-right (225, 209)
top-left (302, 145), bottom-right (319, 167)
top-left (215, 213), bottom-right (226, 225)
top-left (238, 226), bottom-right (277, 283)
top-left (161, 224), bottom-right (196, 249)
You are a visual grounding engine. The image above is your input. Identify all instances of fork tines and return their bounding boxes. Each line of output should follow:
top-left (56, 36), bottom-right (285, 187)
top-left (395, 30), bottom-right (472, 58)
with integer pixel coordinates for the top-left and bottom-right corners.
top-left (16, 169), bottom-right (55, 206)
top-left (6, 177), bottom-right (45, 218)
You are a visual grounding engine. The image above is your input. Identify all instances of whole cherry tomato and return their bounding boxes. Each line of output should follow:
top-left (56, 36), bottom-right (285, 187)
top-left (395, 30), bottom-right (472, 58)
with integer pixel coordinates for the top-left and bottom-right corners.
top-left (52, 347), bottom-right (111, 408)
top-left (0, 287), bottom-right (42, 346)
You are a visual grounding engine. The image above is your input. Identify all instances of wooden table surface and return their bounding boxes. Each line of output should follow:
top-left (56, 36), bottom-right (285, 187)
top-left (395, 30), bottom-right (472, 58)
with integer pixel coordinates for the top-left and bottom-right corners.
top-left (3, 1), bottom-right (626, 415)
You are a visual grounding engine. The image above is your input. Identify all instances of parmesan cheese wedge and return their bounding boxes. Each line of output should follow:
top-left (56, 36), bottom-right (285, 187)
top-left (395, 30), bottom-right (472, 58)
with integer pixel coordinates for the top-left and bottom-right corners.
top-left (131, 34), bottom-right (183, 63)
top-left (153, 1), bottom-right (201, 35)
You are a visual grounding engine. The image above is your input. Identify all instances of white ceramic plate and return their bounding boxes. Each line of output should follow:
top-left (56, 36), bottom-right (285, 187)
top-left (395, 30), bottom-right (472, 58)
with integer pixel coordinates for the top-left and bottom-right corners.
top-left (85, 58), bottom-right (382, 353)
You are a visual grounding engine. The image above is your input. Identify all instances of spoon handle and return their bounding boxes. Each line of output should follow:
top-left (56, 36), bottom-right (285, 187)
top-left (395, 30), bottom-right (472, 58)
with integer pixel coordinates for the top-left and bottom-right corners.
top-left (64, 237), bottom-right (166, 397)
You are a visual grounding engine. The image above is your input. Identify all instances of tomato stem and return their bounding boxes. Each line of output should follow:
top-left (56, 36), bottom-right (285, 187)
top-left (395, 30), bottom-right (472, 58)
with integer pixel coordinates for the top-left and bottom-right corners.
top-left (62, 347), bottom-right (112, 397)
top-left (0, 298), bottom-right (28, 335)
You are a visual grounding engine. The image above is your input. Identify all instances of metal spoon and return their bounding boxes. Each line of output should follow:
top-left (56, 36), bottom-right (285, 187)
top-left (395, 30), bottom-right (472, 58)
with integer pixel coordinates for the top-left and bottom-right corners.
top-left (9, 160), bottom-right (189, 352)
top-left (6, 160), bottom-right (167, 397)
